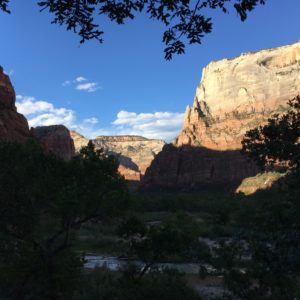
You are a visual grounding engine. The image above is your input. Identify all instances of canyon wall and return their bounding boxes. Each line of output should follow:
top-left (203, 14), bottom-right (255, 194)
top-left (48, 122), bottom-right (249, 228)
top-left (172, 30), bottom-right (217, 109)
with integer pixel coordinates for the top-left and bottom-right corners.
top-left (31, 125), bottom-right (75, 160)
top-left (71, 131), bottom-right (165, 181)
top-left (142, 41), bottom-right (300, 190)
top-left (0, 66), bottom-right (30, 142)
top-left (0, 66), bottom-right (74, 160)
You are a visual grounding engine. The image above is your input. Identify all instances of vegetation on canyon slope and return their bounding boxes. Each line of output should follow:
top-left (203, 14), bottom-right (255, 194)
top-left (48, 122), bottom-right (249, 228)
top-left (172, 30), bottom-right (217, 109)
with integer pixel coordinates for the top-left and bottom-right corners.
top-left (0, 96), bottom-right (300, 299)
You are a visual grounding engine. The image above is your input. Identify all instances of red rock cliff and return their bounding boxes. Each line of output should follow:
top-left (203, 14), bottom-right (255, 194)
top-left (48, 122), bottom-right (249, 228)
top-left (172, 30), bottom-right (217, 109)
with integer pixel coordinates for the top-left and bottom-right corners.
top-left (0, 66), bottom-right (30, 142)
top-left (0, 66), bottom-right (75, 160)
top-left (31, 125), bottom-right (75, 160)
top-left (142, 41), bottom-right (300, 190)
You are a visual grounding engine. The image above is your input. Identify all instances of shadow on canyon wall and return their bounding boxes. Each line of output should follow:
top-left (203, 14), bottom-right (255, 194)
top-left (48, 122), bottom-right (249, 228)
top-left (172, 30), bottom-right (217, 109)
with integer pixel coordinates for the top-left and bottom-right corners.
top-left (107, 151), bottom-right (140, 172)
top-left (139, 144), bottom-right (260, 192)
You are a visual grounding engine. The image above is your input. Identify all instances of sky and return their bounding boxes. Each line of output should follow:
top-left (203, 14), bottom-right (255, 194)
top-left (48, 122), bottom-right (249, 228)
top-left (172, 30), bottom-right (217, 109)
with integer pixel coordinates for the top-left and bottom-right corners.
top-left (0, 0), bottom-right (300, 141)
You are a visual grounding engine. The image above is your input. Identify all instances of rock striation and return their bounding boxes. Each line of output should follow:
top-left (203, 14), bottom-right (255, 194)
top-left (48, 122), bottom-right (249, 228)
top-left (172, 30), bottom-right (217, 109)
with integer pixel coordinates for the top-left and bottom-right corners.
top-left (0, 66), bottom-right (30, 142)
top-left (175, 41), bottom-right (300, 150)
top-left (142, 41), bottom-right (300, 190)
top-left (70, 132), bottom-right (165, 181)
top-left (31, 125), bottom-right (75, 160)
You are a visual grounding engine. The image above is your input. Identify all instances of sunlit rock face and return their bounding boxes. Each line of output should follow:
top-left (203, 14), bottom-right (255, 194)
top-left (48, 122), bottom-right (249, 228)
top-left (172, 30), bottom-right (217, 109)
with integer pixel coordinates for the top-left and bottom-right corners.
top-left (70, 130), bottom-right (89, 152)
top-left (71, 132), bottom-right (165, 181)
top-left (175, 41), bottom-right (300, 150)
top-left (142, 41), bottom-right (300, 190)
top-left (0, 66), bottom-right (30, 142)
top-left (31, 125), bottom-right (75, 160)
top-left (93, 136), bottom-right (165, 177)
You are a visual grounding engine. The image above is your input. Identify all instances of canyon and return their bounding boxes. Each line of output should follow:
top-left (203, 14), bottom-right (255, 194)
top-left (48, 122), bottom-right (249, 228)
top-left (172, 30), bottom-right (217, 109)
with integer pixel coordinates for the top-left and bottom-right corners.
top-left (2, 41), bottom-right (300, 191)
top-left (142, 41), bottom-right (300, 190)
top-left (70, 131), bottom-right (165, 181)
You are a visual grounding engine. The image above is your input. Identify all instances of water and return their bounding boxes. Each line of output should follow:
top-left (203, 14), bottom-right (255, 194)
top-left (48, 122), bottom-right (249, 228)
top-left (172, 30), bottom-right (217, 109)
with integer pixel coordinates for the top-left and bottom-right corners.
top-left (84, 255), bottom-right (203, 274)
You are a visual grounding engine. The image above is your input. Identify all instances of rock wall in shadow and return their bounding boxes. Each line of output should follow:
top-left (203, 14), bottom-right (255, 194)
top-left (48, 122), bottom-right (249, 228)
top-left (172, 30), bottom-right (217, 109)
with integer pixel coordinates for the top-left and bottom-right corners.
top-left (141, 144), bottom-right (259, 191)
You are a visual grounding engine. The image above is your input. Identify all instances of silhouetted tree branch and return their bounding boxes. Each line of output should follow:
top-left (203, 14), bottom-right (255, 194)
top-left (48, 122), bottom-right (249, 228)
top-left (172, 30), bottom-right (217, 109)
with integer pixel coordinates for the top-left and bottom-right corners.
top-left (0, 0), bottom-right (266, 59)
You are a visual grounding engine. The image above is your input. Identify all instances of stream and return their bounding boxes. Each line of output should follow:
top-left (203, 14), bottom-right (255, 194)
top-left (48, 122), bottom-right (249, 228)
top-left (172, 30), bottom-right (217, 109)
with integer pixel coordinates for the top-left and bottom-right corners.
top-left (84, 255), bottom-right (204, 274)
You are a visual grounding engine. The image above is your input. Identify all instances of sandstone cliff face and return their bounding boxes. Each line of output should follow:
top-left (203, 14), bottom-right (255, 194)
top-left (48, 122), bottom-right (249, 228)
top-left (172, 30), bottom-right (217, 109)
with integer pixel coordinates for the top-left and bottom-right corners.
top-left (70, 132), bottom-right (165, 181)
top-left (31, 125), bottom-right (75, 160)
top-left (143, 41), bottom-right (300, 190)
top-left (93, 136), bottom-right (165, 176)
top-left (94, 135), bottom-right (165, 181)
top-left (175, 41), bottom-right (300, 150)
top-left (0, 66), bottom-right (30, 142)
top-left (70, 130), bottom-right (89, 152)
top-left (0, 68), bottom-right (78, 161)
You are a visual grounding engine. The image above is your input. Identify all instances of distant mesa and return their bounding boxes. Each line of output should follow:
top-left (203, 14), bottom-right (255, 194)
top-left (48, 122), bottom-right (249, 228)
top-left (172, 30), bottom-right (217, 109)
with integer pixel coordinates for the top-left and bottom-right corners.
top-left (142, 41), bottom-right (300, 191)
top-left (70, 131), bottom-right (165, 182)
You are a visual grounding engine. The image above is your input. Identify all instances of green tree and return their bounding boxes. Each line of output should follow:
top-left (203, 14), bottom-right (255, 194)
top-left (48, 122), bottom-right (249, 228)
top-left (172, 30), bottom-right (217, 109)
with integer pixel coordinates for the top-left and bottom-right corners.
top-left (118, 213), bottom-right (210, 279)
top-left (0, 0), bottom-right (266, 59)
top-left (0, 140), bottom-right (128, 300)
top-left (210, 96), bottom-right (300, 299)
top-left (242, 95), bottom-right (300, 171)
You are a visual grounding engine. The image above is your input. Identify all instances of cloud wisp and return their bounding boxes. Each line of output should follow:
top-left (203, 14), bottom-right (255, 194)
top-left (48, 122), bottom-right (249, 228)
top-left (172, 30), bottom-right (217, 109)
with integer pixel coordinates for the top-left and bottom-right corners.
top-left (112, 110), bottom-right (184, 141)
top-left (76, 82), bottom-right (99, 92)
top-left (62, 76), bottom-right (101, 92)
top-left (16, 95), bottom-right (183, 142)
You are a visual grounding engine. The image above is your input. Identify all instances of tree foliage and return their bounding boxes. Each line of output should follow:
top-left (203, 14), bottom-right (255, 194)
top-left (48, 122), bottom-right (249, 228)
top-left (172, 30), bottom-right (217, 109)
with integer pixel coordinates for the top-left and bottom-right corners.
top-left (0, 0), bottom-right (266, 59)
top-left (211, 96), bottom-right (300, 299)
top-left (242, 95), bottom-right (300, 171)
top-left (0, 140), bottom-right (128, 300)
top-left (118, 213), bottom-right (210, 279)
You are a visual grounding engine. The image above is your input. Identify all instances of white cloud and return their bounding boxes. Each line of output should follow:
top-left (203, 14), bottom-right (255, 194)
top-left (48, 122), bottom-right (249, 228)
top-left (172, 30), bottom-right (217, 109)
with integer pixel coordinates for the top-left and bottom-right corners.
top-left (16, 96), bottom-right (76, 128)
top-left (75, 76), bottom-right (87, 82)
top-left (111, 110), bottom-right (184, 141)
top-left (62, 76), bottom-right (101, 92)
top-left (16, 95), bottom-right (183, 142)
top-left (76, 82), bottom-right (99, 92)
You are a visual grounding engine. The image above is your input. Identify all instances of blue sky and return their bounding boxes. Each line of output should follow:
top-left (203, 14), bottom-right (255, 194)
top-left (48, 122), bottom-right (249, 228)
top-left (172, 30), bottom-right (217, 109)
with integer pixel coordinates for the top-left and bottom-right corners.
top-left (1, 0), bottom-right (300, 141)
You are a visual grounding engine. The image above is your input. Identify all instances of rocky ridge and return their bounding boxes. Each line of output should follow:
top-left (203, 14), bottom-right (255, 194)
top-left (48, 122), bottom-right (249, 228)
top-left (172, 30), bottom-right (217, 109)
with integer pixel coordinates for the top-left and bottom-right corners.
top-left (142, 41), bottom-right (300, 190)
top-left (31, 125), bottom-right (75, 160)
top-left (70, 131), bottom-right (165, 181)
top-left (175, 41), bottom-right (300, 150)
top-left (0, 66), bottom-right (75, 160)
top-left (0, 66), bottom-right (30, 142)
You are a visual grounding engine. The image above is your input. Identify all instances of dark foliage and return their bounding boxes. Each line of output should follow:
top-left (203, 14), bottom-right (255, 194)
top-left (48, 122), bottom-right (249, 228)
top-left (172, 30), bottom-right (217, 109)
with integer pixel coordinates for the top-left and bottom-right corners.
top-left (0, 0), bottom-right (266, 59)
top-left (77, 267), bottom-right (201, 300)
top-left (242, 95), bottom-right (300, 171)
top-left (0, 140), bottom-right (128, 300)
top-left (210, 97), bottom-right (300, 299)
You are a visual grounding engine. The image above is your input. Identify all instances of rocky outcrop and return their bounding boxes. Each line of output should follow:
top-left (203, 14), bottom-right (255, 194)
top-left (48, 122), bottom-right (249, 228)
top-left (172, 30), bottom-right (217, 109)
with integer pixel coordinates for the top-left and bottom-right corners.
top-left (175, 41), bottom-right (300, 150)
top-left (70, 132), bottom-right (165, 181)
top-left (94, 135), bottom-right (165, 181)
top-left (143, 41), bottom-right (300, 190)
top-left (31, 125), bottom-right (75, 160)
top-left (0, 67), bottom-right (77, 160)
top-left (236, 172), bottom-right (286, 195)
top-left (0, 66), bottom-right (30, 142)
top-left (70, 130), bottom-right (89, 153)
top-left (93, 136), bottom-right (165, 176)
